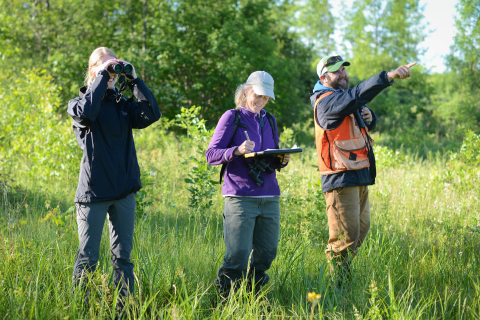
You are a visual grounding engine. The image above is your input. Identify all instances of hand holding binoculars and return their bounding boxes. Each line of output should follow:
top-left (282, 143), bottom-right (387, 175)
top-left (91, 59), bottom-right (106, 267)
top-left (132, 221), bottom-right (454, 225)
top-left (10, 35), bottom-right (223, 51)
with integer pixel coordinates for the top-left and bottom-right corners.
top-left (107, 62), bottom-right (134, 75)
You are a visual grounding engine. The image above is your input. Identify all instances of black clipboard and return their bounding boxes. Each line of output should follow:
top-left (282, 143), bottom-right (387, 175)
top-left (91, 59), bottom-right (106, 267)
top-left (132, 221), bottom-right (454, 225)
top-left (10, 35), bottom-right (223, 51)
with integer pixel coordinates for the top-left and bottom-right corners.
top-left (244, 148), bottom-right (303, 158)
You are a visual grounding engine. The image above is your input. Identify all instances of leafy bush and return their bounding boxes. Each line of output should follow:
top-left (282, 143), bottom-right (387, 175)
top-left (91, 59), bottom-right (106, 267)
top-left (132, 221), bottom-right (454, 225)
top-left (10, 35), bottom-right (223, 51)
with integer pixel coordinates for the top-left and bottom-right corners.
top-left (279, 127), bottom-right (295, 148)
top-left (175, 106), bottom-right (218, 219)
top-left (0, 69), bottom-right (80, 185)
top-left (454, 130), bottom-right (480, 165)
top-left (374, 145), bottom-right (404, 168)
top-left (446, 130), bottom-right (480, 184)
top-left (41, 201), bottom-right (75, 236)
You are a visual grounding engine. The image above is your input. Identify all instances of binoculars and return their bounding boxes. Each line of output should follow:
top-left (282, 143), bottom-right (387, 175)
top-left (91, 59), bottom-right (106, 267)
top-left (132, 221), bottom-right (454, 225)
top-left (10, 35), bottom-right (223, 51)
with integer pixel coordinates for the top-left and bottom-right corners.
top-left (107, 62), bottom-right (133, 74)
top-left (247, 158), bottom-right (276, 186)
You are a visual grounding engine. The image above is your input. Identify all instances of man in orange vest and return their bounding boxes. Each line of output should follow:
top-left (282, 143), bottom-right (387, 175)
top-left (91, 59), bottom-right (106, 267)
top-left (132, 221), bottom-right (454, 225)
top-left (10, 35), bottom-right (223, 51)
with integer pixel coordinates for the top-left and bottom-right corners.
top-left (310, 55), bottom-right (416, 284)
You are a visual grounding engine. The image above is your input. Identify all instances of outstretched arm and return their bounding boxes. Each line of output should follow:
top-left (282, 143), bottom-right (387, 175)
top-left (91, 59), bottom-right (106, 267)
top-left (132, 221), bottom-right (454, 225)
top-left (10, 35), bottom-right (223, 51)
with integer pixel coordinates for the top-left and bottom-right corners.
top-left (317, 71), bottom-right (392, 124)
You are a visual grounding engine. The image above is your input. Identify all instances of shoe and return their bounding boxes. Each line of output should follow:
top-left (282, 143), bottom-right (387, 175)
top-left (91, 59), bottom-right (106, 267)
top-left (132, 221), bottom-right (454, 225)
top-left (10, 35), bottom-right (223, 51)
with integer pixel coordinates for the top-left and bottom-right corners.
top-left (332, 257), bottom-right (352, 288)
top-left (213, 278), bottom-right (230, 305)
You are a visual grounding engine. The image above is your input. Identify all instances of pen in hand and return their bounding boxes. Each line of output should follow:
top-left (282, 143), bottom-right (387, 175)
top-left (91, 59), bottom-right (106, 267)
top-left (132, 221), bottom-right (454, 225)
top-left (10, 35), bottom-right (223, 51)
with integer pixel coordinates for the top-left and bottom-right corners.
top-left (234, 131), bottom-right (255, 156)
top-left (243, 131), bottom-right (255, 155)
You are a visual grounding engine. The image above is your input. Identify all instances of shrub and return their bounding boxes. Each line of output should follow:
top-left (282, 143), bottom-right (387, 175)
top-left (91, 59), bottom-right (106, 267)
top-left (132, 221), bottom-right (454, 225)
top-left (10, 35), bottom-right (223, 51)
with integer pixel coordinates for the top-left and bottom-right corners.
top-left (0, 69), bottom-right (79, 185)
top-left (175, 106), bottom-right (218, 219)
top-left (374, 145), bottom-right (405, 168)
top-left (455, 130), bottom-right (480, 165)
top-left (446, 130), bottom-right (480, 185)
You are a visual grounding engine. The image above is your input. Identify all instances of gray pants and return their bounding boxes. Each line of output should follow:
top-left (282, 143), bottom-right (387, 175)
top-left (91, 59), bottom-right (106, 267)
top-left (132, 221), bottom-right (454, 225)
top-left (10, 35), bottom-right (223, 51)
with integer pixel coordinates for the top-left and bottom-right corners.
top-left (215, 196), bottom-right (280, 293)
top-left (72, 193), bottom-right (136, 301)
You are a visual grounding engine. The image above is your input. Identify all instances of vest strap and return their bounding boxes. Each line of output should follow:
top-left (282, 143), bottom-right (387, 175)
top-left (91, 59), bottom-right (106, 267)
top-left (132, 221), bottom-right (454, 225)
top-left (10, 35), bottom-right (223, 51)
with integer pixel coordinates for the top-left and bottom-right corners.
top-left (314, 91), bottom-right (375, 179)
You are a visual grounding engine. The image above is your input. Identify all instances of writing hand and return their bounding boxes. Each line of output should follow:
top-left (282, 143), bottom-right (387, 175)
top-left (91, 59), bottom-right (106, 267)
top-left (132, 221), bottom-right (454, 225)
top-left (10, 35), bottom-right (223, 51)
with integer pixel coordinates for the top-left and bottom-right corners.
top-left (234, 140), bottom-right (255, 156)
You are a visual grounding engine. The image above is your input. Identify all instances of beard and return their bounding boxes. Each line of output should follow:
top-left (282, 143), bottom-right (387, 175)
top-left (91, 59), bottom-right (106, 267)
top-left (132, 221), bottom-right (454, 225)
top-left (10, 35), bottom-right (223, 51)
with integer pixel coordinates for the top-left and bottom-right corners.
top-left (325, 73), bottom-right (349, 91)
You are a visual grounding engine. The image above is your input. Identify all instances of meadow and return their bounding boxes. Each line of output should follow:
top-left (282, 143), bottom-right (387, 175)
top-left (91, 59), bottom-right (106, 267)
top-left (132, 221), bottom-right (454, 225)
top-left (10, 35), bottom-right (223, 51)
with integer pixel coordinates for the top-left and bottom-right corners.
top-left (1, 105), bottom-right (480, 319)
top-left (1, 0), bottom-right (480, 316)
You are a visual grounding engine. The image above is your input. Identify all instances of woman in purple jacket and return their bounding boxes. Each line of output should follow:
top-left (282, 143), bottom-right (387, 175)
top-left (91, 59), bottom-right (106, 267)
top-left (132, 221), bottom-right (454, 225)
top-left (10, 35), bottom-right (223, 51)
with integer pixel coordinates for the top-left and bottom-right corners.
top-left (205, 71), bottom-right (290, 297)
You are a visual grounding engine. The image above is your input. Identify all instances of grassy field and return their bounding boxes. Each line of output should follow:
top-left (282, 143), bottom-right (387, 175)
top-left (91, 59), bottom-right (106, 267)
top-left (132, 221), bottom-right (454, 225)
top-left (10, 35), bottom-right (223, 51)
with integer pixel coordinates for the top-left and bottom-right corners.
top-left (1, 127), bottom-right (479, 319)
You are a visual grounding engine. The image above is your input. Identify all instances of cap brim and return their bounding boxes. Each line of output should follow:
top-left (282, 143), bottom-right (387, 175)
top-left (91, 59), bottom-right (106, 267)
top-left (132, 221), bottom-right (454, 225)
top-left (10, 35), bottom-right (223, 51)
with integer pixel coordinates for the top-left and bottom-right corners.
top-left (323, 60), bottom-right (350, 75)
top-left (252, 85), bottom-right (275, 100)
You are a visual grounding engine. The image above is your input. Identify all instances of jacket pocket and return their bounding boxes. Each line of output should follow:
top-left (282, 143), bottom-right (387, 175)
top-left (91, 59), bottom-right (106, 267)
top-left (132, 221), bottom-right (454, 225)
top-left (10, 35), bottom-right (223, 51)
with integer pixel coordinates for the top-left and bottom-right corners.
top-left (332, 138), bottom-right (371, 170)
top-left (76, 204), bottom-right (89, 221)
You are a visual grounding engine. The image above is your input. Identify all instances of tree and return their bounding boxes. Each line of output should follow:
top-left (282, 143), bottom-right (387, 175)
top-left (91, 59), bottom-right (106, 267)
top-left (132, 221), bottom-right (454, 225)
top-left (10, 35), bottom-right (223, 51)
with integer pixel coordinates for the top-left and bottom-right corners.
top-left (343, 0), bottom-right (426, 77)
top-left (0, 0), bottom-right (314, 127)
top-left (443, 0), bottom-right (480, 133)
top-left (295, 0), bottom-right (336, 56)
top-left (336, 0), bottom-right (453, 152)
top-left (0, 0), bottom-right (125, 103)
top-left (133, 0), bottom-right (314, 125)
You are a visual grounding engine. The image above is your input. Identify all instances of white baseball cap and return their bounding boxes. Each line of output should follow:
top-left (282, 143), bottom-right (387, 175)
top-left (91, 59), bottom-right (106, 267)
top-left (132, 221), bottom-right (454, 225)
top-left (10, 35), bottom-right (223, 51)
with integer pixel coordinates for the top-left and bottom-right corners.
top-left (246, 71), bottom-right (275, 100)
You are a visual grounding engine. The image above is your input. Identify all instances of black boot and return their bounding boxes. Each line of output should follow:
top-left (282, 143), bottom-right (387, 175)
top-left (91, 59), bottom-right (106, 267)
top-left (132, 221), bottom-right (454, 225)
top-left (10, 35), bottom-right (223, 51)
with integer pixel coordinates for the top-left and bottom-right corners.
top-left (72, 271), bottom-right (91, 310)
top-left (214, 278), bottom-right (231, 303)
top-left (333, 256), bottom-right (352, 288)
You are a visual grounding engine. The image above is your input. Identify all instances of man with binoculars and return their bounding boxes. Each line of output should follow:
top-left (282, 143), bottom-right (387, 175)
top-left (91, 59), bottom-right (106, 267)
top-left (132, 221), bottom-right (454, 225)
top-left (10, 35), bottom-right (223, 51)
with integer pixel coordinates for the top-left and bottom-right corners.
top-left (311, 55), bottom-right (416, 285)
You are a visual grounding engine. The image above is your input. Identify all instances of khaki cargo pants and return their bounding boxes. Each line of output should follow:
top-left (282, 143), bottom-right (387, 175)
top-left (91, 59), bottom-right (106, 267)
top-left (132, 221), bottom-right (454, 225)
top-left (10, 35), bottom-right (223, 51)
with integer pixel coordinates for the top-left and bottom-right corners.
top-left (324, 186), bottom-right (370, 262)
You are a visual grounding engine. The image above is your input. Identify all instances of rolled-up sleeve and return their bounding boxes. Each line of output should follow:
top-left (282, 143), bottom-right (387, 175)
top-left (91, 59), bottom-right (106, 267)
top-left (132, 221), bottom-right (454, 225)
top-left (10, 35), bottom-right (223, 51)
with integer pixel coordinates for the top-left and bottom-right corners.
top-left (205, 110), bottom-right (240, 165)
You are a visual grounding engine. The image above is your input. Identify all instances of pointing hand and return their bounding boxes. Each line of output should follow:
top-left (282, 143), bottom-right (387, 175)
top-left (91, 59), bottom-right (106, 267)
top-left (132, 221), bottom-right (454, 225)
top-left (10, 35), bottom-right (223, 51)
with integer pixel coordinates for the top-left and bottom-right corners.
top-left (387, 62), bottom-right (417, 81)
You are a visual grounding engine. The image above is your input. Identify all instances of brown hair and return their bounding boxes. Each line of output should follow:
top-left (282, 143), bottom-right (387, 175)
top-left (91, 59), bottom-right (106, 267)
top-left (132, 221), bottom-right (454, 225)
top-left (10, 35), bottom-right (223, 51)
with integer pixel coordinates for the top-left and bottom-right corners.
top-left (84, 47), bottom-right (118, 87)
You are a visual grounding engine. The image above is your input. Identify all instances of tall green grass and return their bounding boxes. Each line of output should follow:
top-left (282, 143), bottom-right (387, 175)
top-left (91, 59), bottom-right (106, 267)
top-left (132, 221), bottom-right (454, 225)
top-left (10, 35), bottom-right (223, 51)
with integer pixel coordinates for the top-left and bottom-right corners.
top-left (1, 129), bottom-right (479, 319)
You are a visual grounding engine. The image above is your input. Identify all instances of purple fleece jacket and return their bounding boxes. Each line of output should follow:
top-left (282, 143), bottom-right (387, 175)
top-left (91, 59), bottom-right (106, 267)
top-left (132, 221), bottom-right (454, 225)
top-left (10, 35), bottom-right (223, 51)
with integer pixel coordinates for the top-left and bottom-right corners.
top-left (205, 107), bottom-right (282, 197)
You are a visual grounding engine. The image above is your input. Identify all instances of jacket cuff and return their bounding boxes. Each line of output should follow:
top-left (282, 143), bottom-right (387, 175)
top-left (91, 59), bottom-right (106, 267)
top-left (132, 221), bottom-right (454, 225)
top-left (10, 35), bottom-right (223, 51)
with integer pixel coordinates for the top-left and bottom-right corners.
top-left (381, 70), bottom-right (394, 86)
top-left (127, 77), bottom-right (141, 86)
top-left (93, 70), bottom-right (110, 84)
top-left (367, 110), bottom-right (377, 131)
top-left (98, 69), bottom-right (109, 77)
top-left (223, 147), bottom-right (238, 162)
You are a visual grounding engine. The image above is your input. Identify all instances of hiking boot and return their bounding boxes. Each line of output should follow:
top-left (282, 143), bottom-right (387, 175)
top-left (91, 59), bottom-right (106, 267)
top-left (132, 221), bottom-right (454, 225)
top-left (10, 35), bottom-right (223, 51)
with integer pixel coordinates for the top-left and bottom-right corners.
top-left (327, 255), bottom-right (352, 288)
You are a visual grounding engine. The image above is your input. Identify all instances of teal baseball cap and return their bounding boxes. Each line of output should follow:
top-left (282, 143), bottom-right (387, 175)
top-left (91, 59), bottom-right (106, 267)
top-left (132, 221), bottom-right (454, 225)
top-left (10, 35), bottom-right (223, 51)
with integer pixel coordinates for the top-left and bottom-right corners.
top-left (316, 55), bottom-right (351, 78)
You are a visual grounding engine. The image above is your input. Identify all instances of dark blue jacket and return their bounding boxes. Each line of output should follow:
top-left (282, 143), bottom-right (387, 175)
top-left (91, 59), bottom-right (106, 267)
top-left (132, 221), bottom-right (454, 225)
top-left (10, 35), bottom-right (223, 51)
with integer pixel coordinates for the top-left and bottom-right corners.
top-left (310, 71), bottom-right (392, 193)
top-left (68, 70), bottom-right (161, 203)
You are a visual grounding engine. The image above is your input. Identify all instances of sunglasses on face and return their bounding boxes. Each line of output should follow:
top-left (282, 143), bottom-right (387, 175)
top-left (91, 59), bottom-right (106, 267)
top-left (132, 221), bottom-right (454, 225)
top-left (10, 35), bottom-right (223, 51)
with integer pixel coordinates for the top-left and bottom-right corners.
top-left (320, 56), bottom-right (343, 74)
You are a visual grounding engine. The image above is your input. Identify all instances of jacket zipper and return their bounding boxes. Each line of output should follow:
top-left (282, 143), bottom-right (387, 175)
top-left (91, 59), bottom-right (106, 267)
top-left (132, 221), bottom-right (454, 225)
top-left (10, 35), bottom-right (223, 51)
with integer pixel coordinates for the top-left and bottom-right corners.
top-left (260, 114), bottom-right (264, 150)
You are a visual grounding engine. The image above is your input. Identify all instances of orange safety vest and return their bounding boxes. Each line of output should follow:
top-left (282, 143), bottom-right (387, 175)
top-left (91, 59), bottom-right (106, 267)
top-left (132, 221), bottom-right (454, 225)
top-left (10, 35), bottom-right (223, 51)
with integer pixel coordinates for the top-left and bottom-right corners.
top-left (314, 92), bottom-right (373, 175)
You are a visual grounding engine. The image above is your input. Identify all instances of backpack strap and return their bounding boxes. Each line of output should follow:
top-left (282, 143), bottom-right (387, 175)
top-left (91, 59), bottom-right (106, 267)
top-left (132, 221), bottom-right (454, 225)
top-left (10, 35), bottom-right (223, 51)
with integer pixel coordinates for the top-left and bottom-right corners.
top-left (219, 109), bottom-right (248, 184)
top-left (265, 112), bottom-right (279, 149)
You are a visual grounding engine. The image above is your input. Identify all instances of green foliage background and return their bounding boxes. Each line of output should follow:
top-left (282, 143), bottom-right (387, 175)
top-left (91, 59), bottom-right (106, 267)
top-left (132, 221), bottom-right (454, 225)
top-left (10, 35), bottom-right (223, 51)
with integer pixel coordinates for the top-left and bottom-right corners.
top-left (1, 0), bottom-right (478, 151)
top-left (0, 69), bottom-right (79, 184)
